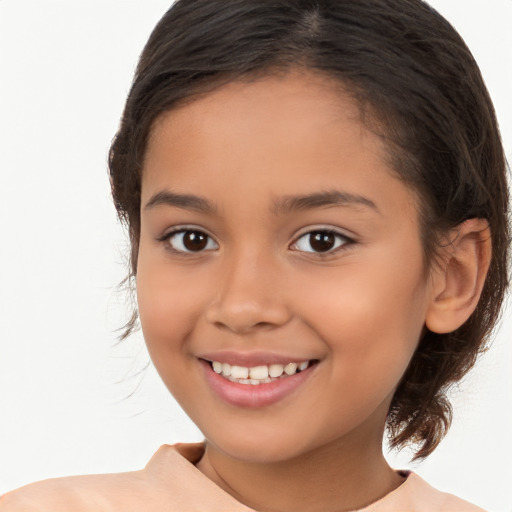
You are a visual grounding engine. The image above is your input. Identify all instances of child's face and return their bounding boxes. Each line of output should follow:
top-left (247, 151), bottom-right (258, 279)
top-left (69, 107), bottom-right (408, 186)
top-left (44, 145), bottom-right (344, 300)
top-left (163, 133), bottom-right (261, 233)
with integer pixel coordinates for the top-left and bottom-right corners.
top-left (137, 70), bottom-right (435, 462)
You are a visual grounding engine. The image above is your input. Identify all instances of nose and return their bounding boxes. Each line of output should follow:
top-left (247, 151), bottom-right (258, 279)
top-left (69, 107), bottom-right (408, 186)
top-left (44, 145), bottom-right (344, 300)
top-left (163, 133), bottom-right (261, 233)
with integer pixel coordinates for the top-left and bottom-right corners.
top-left (205, 251), bottom-right (292, 335)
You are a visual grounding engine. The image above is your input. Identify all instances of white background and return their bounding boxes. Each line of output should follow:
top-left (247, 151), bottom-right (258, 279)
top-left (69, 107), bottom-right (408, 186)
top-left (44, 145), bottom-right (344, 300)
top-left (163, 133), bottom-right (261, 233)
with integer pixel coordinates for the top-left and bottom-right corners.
top-left (0, 1), bottom-right (511, 510)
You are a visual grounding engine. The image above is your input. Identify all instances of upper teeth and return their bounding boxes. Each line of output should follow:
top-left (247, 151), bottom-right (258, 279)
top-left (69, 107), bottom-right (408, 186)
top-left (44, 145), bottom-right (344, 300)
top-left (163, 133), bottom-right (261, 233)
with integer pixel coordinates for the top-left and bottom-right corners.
top-left (211, 360), bottom-right (310, 384)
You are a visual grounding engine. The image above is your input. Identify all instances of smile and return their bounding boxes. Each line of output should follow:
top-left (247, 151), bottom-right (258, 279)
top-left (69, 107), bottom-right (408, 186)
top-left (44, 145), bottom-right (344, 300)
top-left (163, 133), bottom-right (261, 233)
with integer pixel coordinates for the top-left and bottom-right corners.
top-left (200, 357), bottom-right (318, 408)
top-left (210, 360), bottom-right (311, 385)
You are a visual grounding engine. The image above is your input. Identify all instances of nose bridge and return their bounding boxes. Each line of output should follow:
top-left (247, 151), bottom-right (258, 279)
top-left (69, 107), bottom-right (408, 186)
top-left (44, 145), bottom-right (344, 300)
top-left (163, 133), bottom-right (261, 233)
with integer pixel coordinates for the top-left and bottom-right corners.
top-left (206, 244), bottom-right (290, 333)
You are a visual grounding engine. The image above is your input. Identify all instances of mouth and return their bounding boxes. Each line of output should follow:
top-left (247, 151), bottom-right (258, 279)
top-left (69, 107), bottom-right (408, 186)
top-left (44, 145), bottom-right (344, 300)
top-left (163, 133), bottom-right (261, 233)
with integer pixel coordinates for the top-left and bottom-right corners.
top-left (206, 359), bottom-right (315, 385)
top-left (199, 357), bottom-right (319, 407)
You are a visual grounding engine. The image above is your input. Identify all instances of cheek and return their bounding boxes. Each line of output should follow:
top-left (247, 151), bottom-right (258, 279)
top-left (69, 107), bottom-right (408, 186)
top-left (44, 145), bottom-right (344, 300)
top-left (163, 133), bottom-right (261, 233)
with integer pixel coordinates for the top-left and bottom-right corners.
top-left (136, 254), bottom-right (208, 407)
top-left (136, 250), bottom-right (201, 355)
top-left (297, 270), bottom-right (426, 431)
top-left (292, 254), bottom-right (428, 372)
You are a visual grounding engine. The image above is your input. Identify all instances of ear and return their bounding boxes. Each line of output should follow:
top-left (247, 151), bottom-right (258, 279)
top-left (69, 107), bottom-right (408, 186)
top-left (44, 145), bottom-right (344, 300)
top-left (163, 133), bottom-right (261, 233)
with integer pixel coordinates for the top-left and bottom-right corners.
top-left (425, 219), bottom-right (492, 334)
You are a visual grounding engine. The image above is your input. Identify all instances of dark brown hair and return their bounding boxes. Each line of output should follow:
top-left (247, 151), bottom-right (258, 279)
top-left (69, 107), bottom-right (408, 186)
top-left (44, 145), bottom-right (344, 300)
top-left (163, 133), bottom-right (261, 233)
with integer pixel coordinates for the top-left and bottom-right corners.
top-left (109, 0), bottom-right (510, 459)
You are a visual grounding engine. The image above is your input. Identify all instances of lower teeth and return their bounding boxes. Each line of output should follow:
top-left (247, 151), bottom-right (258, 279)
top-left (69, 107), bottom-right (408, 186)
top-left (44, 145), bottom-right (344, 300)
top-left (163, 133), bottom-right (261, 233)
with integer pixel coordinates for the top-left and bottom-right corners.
top-left (227, 376), bottom-right (275, 385)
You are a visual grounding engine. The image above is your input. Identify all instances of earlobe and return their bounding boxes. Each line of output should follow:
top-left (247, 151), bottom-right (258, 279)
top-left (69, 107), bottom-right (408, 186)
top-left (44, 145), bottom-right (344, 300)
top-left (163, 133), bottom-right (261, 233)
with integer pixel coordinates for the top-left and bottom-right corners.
top-left (425, 219), bottom-right (492, 334)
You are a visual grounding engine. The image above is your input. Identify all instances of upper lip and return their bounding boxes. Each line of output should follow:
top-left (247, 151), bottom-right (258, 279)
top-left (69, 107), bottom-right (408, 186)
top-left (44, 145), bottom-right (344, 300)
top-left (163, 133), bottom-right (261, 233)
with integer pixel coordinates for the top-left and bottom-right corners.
top-left (198, 350), bottom-right (317, 367)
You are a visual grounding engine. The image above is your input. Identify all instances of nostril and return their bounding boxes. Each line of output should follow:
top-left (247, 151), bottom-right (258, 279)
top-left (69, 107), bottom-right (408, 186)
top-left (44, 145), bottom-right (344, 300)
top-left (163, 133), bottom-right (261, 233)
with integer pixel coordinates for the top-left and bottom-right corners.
top-left (210, 317), bottom-right (287, 335)
top-left (253, 321), bottom-right (278, 330)
top-left (205, 287), bottom-right (292, 334)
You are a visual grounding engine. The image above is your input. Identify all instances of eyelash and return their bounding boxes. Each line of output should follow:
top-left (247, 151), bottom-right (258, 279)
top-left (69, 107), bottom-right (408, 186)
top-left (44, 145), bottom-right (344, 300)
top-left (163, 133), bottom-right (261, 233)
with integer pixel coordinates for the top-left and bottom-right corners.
top-left (158, 226), bottom-right (355, 256)
top-left (158, 227), bottom-right (219, 254)
top-left (290, 229), bottom-right (354, 256)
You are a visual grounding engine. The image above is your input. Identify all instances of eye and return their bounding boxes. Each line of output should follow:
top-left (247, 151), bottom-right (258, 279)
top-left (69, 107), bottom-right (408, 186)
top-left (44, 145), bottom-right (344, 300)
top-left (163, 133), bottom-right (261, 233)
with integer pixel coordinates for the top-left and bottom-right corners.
top-left (291, 229), bottom-right (352, 254)
top-left (162, 229), bottom-right (219, 253)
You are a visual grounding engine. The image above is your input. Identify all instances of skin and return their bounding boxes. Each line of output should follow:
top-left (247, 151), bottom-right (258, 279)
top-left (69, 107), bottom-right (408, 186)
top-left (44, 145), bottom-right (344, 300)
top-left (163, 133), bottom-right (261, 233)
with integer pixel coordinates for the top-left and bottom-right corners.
top-left (136, 70), bottom-right (484, 511)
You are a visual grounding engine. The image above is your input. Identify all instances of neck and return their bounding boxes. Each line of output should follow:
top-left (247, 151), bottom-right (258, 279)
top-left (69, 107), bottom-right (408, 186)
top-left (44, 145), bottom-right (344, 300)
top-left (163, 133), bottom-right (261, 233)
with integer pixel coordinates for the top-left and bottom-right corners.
top-left (196, 429), bottom-right (404, 512)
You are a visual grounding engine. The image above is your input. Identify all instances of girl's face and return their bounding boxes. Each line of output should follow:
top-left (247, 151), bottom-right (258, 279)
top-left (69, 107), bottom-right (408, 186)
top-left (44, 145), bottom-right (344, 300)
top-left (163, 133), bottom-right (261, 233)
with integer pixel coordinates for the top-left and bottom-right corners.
top-left (137, 70), bottom-right (435, 462)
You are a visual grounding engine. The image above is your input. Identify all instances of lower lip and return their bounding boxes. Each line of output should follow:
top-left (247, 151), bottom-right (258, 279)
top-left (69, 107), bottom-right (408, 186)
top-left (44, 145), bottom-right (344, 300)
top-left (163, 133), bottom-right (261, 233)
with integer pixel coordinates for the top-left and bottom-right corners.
top-left (200, 360), bottom-right (316, 408)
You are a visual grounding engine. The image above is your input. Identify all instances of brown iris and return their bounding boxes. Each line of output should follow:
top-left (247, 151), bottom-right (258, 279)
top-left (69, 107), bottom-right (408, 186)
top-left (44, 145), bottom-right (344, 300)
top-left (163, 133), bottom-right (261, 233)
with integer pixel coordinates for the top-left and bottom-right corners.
top-left (309, 231), bottom-right (336, 252)
top-left (182, 230), bottom-right (208, 251)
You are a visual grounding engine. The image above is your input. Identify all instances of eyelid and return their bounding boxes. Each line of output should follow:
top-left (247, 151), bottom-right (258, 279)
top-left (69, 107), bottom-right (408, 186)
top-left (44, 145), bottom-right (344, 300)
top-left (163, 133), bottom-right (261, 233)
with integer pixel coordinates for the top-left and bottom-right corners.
top-left (289, 226), bottom-right (356, 254)
top-left (156, 224), bottom-right (355, 255)
top-left (157, 225), bottom-right (219, 253)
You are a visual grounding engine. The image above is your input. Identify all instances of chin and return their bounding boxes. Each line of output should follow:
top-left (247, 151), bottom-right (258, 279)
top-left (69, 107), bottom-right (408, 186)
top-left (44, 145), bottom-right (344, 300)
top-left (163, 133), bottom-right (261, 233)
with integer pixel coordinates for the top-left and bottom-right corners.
top-left (204, 427), bottom-right (306, 464)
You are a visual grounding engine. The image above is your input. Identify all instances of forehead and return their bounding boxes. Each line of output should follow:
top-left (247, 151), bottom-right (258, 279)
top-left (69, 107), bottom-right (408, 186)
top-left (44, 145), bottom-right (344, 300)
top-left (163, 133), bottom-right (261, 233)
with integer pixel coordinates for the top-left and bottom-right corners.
top-left (142, 70), bottom-right (416, 219)
top-left (147, 70), bottom-right (364, 155)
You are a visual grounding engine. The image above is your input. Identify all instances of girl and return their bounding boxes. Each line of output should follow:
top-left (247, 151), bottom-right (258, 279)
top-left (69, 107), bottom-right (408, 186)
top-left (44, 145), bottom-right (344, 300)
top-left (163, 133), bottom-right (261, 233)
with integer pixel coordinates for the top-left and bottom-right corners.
top-left (1, 0), bottom-right (509, 510)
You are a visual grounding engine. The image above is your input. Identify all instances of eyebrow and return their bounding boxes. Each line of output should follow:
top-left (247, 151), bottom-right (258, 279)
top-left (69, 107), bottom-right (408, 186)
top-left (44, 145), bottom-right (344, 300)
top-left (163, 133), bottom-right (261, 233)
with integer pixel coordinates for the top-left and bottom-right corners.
top-left (271, 190), bottom-right (379, 215)
top-left (144, 190), bottom-right (217, 214)
top-left (144, 189), bottom-right (378, 215)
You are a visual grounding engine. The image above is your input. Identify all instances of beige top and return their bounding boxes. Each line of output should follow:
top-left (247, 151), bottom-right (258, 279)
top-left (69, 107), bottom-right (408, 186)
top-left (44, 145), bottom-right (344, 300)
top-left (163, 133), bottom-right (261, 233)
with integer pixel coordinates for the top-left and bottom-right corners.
top-left (0, 443), bottom-right (485, 511)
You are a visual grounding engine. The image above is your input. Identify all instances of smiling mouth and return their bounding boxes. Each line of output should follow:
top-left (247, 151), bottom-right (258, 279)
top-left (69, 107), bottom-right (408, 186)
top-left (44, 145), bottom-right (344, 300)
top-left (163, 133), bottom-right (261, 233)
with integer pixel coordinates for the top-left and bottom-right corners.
top-left (205, 359), bottom-right (318, 385)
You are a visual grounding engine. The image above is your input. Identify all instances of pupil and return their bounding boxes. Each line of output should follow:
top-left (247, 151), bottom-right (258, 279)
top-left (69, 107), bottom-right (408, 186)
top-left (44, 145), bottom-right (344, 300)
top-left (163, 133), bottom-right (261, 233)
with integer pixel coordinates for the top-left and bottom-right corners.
top-left (184, 231), bottom-right (207, 251)
top-left (310, 232), bottom-right (335, 252)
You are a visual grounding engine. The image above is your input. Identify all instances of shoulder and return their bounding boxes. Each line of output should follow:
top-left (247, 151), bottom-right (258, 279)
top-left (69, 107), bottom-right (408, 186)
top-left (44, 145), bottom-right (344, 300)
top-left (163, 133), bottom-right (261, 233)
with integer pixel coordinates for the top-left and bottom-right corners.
top-left (395, 473), bottom-right (487, 512)
top-left (0, 470), bottom-right (149, 512)
top-left (0, 443), bottom-right (251, 512)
